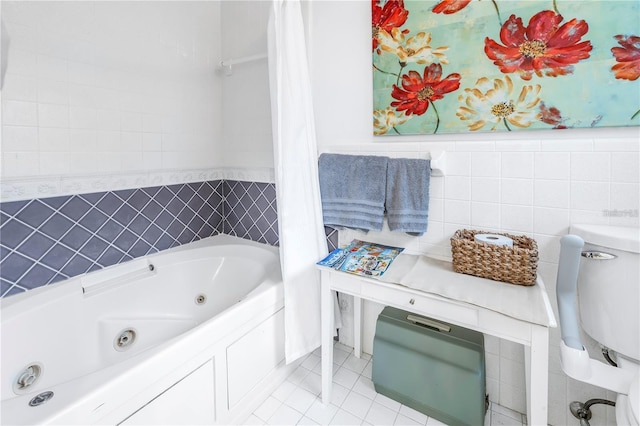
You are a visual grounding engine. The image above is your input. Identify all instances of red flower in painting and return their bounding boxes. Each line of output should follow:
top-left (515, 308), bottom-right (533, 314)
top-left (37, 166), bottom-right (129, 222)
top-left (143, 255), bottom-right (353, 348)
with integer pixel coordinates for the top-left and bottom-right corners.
top-left (539, 102), bottom-right (567, 129)
top-left (391, 63), bottom-right (461, 115)
top-left (611, 35), bottom-right (640, 81)
top-left (372, 0), bottom-right (409, 53)
top-left (484, 10), bottom-right (592, 80)
top-left (432, 0), bottom-right (472, 15)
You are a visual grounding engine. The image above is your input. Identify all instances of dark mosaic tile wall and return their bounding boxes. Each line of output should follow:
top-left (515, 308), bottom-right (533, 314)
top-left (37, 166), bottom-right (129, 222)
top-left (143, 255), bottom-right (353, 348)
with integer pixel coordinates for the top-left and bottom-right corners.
top-left (0, 179), bottom-right (339, 298)
top-left (223, 180), bottom-right (279, 245)
top-left (0, 181), bottom-right (225, 297)
top-left (222, 180), bottom-right (338, 251)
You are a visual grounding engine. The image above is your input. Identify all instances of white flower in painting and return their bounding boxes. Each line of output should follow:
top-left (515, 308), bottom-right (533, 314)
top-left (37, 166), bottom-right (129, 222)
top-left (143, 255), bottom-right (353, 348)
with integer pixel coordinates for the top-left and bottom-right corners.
top-left (456, 76), bottom-right (542, 131)
top-left (373, 107), bottom-right (411, 135)
top-left (378, 28), bottom-right (449, 65)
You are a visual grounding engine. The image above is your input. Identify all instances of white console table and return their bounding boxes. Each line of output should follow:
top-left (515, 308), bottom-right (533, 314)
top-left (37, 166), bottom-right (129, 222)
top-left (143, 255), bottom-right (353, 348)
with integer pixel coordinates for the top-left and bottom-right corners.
top-left (320, 258), bottom-right (557, 426)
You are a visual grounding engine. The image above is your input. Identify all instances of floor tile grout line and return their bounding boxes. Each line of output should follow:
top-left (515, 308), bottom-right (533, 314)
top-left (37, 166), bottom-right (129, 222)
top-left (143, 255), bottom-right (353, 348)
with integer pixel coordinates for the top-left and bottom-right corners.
top-left (248, 341), bottom-right (524, 426)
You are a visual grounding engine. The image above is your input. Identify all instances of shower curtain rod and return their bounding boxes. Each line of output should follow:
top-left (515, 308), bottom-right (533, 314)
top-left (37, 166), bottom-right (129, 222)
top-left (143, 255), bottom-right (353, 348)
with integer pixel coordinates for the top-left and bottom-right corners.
top-left (220, 53), bottom-right (268, 76)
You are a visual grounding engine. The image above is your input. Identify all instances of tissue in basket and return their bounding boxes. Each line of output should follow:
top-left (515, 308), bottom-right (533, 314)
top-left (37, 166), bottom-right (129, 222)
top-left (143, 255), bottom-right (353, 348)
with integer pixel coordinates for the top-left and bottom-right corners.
top-left (450, 229), bottom-right (539, 286)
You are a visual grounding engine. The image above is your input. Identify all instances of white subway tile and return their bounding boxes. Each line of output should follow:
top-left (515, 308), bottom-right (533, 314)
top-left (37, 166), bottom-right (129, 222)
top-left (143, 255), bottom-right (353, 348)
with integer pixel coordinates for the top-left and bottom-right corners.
top-left (444, 176), bottom-right (470, 201)
top-left (121, 111), bottom-right (142, 132)
top-left (571, 152), bottom-right (611, 182)
top-left (142, 113), bottom-right (164, 133)
top-left (3, 100), bottom-right (38, 126)
top-left (1, 152), bottom-right (40, 176)
top-left (611, 152), bottom-right (640, 183)
top-left (68, 84), bottom-right (96, 107)
top-left (610, 183), bottom-right (640, 212)
top-left (427, 198), bottom-right (444, 223)
top-left (2, 126), bottom-right (38, 151)
top-left (121, 151), bottom-right (144, 171)
top-left (119, 91), bottom-right (144, 112)
top-left (534, 152), bottom-right (570, 180)
top-left (70, 130), bottom-right (97, 152)
top-left (37, 54), bottom-right (68, 82)
top-left (444, 199), bottom-right (470, 225)
top-left (69, 106), bottom-right (97, 129)
top-left (570, 182), bottom-right (610, 211)
top-left (37, 31), bottom-right (70, 59)
top-left (67, 152), bottom-right (98, 174)
top-left (533, 207), bottom-right (570, 236)
top-left (445, 151), bottom-right (471, 176)
top-left (96, 109), bottom-right (121, 131)
top-left (472, 152), bottom-right (501, 177)
top-left (96, 131), bottom-right (121, 150)
top-left (471, 177), bottom-right (500, 202)
top-left (142, 133), bottom-right (163, 151)
top-left (499, 340), bottom-right (525, 362)
top-left (67, 39), bottom-right (96, 64)
top-left (6, 49), bottom-right (38, 77)
top-left (38, 103), bottom-right (69, 128)
top-left (67, 61), bottom-right (96, 86)
top-left (501, 179), bottom-right (533, 206)
top-left (93, 87), bottom-right (121, 110)
top-left (570, 210), bottom-right (608, 226)
top-left (534, 180), bottom-right (569, 208)
top-left (37, 79), bottom-right (69, 104)
top-left (161, 133), bottom-right (181, 151)
top-left (2, 74), bottom-right (38, 101)
top-left (39, 151), bottom-right (70, 175)
top-left (2, 1), bottom-right (37, 26)
top-left (39, 128), bottom-right (70, 151)
top-left (121, 132), bottom-right (143, 151)
top-left (142, 152), bottom-right (163, 170)
top-left (429, 176), bottom-right (444, 199)
top-left (4, 22), bottom-right (38, 52)
top-left (501, 152), bottom-right (533, 178)
top-left (500, 205), bottom-right (533, 233)
top-left (471, 202), bottom-right (500, 229)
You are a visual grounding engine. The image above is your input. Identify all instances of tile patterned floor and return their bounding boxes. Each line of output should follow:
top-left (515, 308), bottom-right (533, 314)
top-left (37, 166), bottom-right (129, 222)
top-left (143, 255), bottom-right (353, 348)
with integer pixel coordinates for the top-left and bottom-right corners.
top-left (244, 343), bottom-right (526, 426)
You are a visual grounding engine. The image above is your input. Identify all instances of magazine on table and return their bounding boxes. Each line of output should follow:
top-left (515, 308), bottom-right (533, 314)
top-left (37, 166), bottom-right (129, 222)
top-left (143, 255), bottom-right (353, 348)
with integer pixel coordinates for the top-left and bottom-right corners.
top-left (316, 239), bottom-right (404, 278)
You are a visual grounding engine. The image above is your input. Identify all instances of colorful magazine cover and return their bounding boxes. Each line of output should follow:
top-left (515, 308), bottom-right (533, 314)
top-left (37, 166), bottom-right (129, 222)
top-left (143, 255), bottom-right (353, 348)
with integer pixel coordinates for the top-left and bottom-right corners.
top-left (317, 240), bottom-right (404, 278)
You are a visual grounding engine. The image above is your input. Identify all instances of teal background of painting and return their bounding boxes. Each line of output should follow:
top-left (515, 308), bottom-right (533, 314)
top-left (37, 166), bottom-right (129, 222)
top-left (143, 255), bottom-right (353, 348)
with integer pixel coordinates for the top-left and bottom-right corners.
top-left (372, 0), bottom-right (640, 135)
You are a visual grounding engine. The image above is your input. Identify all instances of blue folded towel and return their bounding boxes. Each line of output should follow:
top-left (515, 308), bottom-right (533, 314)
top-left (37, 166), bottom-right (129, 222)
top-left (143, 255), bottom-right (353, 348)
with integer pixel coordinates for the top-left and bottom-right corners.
top-left (318, 153), bottom-right (388, 231)
top-left (385, 158), bottom-right (431, 236)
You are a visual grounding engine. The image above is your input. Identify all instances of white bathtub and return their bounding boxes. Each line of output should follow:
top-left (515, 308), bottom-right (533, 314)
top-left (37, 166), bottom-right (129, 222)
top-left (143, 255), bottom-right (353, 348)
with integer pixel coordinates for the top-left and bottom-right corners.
top-left (1, 234), bottom-right (294, 425)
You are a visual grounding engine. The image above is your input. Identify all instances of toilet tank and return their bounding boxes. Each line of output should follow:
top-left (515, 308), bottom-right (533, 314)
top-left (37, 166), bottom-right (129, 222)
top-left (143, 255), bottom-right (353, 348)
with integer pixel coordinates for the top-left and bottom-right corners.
top-left (570, 224), bottom-right (640, 362)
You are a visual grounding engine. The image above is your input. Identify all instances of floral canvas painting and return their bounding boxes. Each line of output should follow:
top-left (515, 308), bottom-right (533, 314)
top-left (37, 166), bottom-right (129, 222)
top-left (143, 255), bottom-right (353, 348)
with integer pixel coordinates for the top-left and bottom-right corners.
top-left (372, 0), bottom-right (640, 135)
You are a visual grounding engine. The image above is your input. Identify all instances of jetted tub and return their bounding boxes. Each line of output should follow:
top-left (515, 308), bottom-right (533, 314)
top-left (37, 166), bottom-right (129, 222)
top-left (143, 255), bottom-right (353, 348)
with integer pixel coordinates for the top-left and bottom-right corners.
top-left (1, 234), bottom-right (294, 425)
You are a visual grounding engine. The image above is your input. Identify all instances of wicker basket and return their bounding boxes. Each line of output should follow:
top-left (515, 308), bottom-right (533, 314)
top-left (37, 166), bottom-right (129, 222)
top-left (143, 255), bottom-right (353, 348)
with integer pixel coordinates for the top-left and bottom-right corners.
top-left (450, 229), bottom-right (539, 286)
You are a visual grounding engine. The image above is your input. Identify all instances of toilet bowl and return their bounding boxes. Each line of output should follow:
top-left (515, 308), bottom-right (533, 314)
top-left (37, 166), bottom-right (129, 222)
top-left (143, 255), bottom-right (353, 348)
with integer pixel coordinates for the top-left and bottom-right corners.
top-left (616, 373), bottom-right (639, 426)
top-left (556, 224), bottom-right (640, 425)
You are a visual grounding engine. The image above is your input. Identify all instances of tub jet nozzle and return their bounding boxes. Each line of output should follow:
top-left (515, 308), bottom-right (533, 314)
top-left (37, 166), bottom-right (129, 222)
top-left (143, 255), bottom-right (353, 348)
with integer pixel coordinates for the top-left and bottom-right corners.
top-left (114, 328), bottom-right (137, 351)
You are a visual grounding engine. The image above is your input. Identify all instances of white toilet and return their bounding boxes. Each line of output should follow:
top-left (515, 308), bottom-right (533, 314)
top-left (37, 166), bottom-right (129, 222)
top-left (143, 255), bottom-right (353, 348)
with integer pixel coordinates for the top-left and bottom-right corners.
top-left (557, 224), bottom-right (640, 426)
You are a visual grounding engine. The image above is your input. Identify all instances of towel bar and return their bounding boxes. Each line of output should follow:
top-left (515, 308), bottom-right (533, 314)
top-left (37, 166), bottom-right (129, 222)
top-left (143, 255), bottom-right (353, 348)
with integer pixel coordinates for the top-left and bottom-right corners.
top-left (318, 148), bottom-right (447, 177)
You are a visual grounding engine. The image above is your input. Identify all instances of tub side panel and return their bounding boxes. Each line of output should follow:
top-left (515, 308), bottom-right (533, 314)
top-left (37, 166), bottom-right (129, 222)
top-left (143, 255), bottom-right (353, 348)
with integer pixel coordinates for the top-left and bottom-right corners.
top-left (226, 308), bottom-right (285, 408)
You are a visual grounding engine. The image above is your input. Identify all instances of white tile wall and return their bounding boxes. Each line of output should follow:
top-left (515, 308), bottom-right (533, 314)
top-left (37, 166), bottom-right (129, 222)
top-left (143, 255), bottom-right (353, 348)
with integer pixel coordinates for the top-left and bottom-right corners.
top-left (1, 1), bottom-right (224, 181)
top-left (308, 2), bottom-right (640, 425)
top-left (1, 1), bottom-right (639, 425)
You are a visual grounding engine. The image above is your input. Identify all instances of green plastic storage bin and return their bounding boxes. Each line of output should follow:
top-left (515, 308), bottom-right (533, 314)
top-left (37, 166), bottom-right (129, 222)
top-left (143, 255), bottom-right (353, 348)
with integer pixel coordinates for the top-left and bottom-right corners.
top-left (372, 306), bottom-right (487, 426)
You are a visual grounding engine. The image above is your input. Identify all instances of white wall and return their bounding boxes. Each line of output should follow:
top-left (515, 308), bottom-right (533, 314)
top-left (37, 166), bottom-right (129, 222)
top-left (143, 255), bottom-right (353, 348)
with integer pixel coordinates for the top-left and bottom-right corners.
top-left (1, 1), bottom-right (223, 200)
top-left (308, 1), bottom-right (639, 425)
top-left (220, 0), bottom-right (273, 170)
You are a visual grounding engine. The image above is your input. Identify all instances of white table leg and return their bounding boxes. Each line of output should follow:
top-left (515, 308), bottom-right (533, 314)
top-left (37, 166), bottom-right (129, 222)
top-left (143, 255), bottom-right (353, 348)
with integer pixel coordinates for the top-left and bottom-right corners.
top-left (353, 296), bottom-right (362, 358)
top-left (525, 326), bottom-right (550, 426)
top-left (321, 271), bottom-right (334, 405)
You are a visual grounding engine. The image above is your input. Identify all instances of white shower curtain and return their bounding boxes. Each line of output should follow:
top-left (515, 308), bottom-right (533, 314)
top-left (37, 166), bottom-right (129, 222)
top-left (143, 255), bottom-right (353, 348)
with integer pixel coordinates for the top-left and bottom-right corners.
top-left (267, 0), bottom-right (340, 363)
